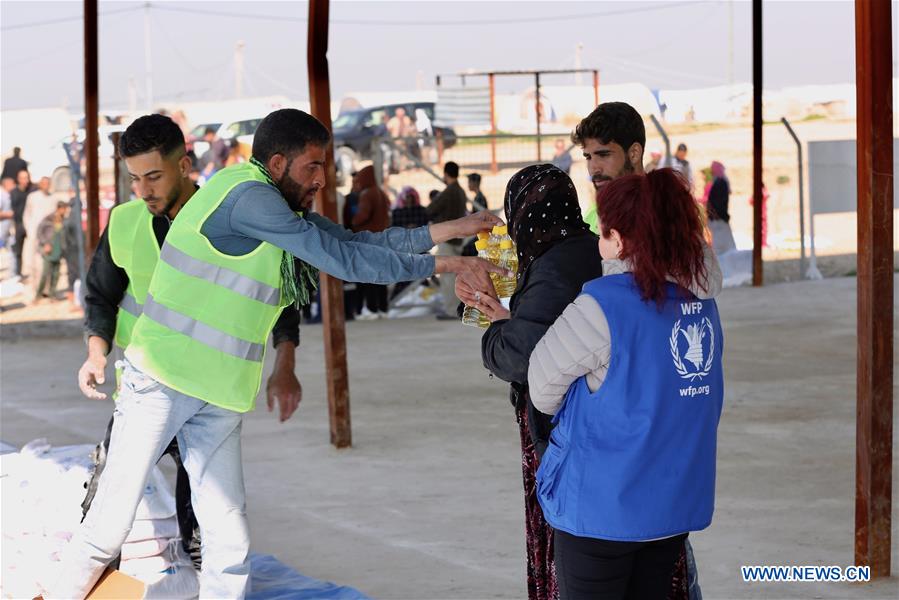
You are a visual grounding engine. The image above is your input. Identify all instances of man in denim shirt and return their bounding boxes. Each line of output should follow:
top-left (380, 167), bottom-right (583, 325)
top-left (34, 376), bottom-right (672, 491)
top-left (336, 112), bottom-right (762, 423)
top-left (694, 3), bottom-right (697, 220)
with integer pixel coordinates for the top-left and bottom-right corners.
top-left (48, 109), bottom-right (505, 600)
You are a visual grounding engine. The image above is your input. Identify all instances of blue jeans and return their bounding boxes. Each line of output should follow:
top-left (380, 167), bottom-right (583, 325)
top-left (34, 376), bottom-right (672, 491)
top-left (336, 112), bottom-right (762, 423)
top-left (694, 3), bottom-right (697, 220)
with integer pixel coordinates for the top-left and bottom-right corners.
top-left (47, 360), bottom-right (249, 599)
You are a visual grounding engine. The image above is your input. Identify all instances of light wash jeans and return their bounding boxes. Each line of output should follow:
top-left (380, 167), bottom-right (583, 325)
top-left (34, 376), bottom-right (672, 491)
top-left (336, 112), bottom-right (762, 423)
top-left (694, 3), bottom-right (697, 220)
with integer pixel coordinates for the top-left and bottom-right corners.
top-left (47, 360), bottom-right (249, 599)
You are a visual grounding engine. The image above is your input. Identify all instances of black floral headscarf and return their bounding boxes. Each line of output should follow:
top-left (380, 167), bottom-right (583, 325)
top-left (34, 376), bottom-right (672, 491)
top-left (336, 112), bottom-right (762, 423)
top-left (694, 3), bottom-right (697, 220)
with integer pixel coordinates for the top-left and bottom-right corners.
top-left (503, 164), bottom-right (591, 277)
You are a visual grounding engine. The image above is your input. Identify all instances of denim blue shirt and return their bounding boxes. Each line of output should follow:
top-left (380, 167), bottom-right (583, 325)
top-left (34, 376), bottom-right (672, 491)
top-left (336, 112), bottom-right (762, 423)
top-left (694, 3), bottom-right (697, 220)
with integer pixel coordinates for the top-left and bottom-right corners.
top-left (200, 181), bottom-right (436, 283)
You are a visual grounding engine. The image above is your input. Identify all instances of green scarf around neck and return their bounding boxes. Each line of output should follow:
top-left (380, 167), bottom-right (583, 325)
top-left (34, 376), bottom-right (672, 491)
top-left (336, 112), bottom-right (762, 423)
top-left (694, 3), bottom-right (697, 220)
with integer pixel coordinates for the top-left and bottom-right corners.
top-left (250, 156), bottom-right (320, 309)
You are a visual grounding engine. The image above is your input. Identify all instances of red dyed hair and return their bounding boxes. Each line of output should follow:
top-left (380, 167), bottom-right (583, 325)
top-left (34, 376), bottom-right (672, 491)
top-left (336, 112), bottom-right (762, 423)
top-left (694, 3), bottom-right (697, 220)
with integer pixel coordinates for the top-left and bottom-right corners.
top-left (597, 168), bottom-right (708, 305)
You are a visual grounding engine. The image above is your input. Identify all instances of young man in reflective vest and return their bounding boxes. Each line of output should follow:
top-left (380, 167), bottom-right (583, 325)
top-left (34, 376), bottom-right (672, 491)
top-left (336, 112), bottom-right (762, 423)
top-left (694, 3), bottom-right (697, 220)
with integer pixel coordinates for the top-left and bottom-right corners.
top-left (75, 113), bottom-right (302, 571)
top-left (49, 109), bottom-right (505, 599)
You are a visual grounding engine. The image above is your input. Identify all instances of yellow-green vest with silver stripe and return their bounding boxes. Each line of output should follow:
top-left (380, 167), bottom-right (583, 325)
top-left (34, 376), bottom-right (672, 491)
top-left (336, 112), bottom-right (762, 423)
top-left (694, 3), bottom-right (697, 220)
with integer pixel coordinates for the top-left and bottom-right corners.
top-left (125, 162), bottom-right (287, 412)
top-left (108, 199), bottom-right (159, 350)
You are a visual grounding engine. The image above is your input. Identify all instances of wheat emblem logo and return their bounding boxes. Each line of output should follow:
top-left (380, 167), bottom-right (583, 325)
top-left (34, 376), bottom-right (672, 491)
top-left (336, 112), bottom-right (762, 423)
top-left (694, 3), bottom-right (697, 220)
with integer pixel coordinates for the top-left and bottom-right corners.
top-left (670, 317), bottom-right (714, 381)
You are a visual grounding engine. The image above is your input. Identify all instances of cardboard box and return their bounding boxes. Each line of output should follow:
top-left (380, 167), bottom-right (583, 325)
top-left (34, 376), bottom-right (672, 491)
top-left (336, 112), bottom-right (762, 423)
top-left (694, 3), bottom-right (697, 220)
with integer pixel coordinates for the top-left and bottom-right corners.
top-left (33, 568), bottom-right (145, 600)
top-left (87, 569), bottom-right (146, 599)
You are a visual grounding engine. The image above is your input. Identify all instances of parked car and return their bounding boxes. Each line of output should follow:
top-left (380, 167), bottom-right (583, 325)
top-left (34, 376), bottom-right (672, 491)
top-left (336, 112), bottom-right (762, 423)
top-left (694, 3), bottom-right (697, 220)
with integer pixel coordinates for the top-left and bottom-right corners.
top-left (190, 117), bottom-right (264, 159)
top-left (332, 102), bottom-right (456, 185)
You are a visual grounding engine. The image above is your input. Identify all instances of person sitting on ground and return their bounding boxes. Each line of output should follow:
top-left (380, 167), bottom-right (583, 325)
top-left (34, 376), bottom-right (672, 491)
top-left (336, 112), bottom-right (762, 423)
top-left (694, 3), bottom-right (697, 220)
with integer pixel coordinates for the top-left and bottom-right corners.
top-left (392, 185), bottom-right (429, 230)
top-left (527, 168), bottom-right (724, 600)
top-left (390, 186), bottom-right (431, 302)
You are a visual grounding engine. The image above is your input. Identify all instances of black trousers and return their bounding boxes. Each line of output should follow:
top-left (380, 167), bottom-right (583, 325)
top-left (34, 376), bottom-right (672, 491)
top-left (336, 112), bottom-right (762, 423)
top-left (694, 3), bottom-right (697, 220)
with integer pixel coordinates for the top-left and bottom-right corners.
top-left (554, 530), bottom-right (688, 600)
top-left (359, 282), bottom-right (389, 313)
top-left (12, 227), bottom-right (25, 276)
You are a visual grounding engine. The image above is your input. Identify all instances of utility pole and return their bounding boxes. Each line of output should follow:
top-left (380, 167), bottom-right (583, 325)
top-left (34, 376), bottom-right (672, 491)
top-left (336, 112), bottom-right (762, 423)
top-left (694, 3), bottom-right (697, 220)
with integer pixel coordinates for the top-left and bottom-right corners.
top-left (308, 0), bottom-right (352, 449)
top-left (128, 76), bottom-right (138, 114)
top-left (751, 0), bottom-right (763, 286)
top-left (143, 2), bottom-right (153, 110)
top-left (235, 40), bottom-right (245, 99)
top-left (728, 0), bottom-right (735, 87)
top-left (574, 42), bottom-right (584, 85)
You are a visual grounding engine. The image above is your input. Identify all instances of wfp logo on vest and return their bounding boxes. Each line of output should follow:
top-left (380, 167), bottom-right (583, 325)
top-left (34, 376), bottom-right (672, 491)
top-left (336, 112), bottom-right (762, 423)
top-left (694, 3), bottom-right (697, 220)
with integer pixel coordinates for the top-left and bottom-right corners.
top-left (670, 302), bottom-right (715, 386)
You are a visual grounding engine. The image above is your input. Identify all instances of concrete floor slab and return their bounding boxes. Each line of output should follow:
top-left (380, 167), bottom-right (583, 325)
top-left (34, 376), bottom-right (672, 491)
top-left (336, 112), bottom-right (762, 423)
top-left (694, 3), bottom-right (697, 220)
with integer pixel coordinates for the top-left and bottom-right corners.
top-left (2, 276), bottom-right (897, 599)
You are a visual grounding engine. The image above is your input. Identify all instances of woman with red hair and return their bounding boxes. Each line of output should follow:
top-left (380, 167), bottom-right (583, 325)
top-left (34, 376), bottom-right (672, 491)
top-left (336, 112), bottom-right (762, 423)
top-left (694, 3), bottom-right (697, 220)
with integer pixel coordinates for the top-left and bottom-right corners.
top-left (528, 168), bottom-right (725, 599)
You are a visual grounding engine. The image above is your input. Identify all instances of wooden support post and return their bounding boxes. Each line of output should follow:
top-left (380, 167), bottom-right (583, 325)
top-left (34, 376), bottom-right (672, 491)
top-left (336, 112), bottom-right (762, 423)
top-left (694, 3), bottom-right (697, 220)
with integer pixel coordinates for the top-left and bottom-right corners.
top-left (307, 0), bottom-right (352, 449)
top-left (751, 0), bottom-right (763, 286)
top-left (854, 0), bottom-right (893, 578)
top-left (593, 70), bottom-right (599, 107)
top-left (111, 132), bottom-right (123, 207)
top-left (489, 73), bottom-right (497, 174)
top-left (535, 72), bottom-right (542, 162)
top-left (84, 0), bottom-right (100, 256)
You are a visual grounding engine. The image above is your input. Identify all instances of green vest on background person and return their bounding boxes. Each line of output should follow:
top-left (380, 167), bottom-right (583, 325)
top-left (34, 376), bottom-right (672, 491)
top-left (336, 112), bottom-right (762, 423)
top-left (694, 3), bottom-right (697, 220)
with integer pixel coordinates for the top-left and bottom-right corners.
top-left (582, 203), bottom-right (599, 234)
top-left (126, 162), bottom-right (287, 413)
top-left (108, 200), bottom-right (159, 350)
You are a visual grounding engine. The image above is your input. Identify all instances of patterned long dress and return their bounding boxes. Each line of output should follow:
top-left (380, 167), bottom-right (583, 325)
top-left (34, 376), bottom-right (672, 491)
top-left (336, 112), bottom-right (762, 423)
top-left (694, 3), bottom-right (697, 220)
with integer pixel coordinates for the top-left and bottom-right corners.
top-left (515, 401), bottom-right (689, 600)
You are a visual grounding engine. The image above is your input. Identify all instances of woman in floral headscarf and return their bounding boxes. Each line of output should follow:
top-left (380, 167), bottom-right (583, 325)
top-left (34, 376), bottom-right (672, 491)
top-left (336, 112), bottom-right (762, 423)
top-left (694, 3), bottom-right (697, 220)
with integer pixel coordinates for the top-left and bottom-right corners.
top-left (471, 164), bottom-right (601, 599)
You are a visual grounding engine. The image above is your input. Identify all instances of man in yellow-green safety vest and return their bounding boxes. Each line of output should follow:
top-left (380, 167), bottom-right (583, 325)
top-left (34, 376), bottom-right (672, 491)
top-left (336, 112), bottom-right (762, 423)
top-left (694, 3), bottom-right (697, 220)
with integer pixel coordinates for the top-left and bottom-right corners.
top-left (74, 114), bottom-right (302, 574)
top-left (49, 109), bottom-right (508, 599)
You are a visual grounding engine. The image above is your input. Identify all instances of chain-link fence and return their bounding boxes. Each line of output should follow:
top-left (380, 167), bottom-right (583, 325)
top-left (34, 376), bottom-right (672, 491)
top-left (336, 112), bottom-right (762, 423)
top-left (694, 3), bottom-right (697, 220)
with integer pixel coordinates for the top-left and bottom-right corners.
top-left (343, 133), bottom-right (596, 217)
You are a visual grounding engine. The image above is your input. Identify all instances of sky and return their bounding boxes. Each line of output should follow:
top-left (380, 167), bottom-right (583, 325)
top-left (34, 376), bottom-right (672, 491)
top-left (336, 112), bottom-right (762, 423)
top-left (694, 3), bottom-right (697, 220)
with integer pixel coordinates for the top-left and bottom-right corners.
top-left (1, 0), bottom-right (897, 112)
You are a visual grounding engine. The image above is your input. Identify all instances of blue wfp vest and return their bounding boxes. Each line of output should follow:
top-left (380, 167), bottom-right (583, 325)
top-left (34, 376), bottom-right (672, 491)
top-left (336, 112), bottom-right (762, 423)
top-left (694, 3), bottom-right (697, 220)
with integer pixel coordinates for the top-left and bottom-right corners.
top-left (536, 273), bottom-right (724, 541)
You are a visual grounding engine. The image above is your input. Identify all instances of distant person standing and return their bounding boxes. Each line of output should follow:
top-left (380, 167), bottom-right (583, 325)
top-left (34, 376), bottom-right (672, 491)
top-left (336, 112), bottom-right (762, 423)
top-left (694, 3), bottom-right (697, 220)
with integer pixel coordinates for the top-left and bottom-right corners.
top-left (644, 148), bottom-right (662, 173)
top-left (62, 195), bottom-right (82, 307)
top-left (706, 160), bottom-right (736, 255)
top-left (198, 127), bottom-right (229, 181)
top-left (342, 170), bottom-right (363, 318)
top-left (225, 140), bottom-right (247, 166)
top-left (10, 169), bottom-right (34, 279)
top-left (660, 143), bottom-right (693, 191)
top-left (23, 176), bottom-right (58, 287)
top-left (352, 166), bottom-right (392, 319)
top-left (467, 173), bottom-right (488, 212)
top-left (427, 161), bottom-right (469, 319)
top-left (550, 138), bottom-right (572, 174)
top-left (2, 147), bottom-right (28, 180)
top-left (387, 107), bottom-right (417, 169)
top-left (34, 201), bottom-right (70, 302)
top-left (0, 177), bottom-right (14, 269)
top-left (386, 107), bottom-right (414, 140)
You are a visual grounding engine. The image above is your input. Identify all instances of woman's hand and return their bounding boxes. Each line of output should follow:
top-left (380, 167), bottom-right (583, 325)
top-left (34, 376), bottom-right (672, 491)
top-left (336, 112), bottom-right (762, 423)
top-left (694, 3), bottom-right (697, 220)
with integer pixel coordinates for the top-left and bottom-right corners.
top-left (476, 293), bottom-right (511, 322)
top-left (436, 256), bottom-right (508, 302)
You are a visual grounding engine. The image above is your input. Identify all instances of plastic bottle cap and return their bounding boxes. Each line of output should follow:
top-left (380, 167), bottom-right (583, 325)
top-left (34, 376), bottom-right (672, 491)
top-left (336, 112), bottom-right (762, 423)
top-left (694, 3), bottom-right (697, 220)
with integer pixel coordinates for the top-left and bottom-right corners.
top-left (475, 239), bottom-right (489, 251)
top-left (500, 240), bottom-right (513, 249)
top-left (477, 231), bottom-right (490, 240)
top-left (492, 224), bottom-right (508, 235)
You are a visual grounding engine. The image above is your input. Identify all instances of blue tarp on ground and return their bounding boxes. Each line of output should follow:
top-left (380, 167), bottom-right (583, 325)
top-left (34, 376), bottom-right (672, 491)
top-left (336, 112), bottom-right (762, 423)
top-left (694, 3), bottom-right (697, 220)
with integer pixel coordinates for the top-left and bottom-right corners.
top-left (248, 553), bottom-right (371, 600)
top-left (1, 440), bottom-right (371, 600)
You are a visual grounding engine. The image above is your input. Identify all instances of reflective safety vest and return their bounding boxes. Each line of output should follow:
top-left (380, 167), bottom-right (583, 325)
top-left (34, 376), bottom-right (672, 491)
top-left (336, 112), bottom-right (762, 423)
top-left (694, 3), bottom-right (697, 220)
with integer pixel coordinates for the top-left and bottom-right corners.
top-left (108, 199), bottom-right (159, 351)
top-left (537, 274), bottom-right (724, 541)
top-left (125, 162), bottom-right (287, 412)
top-left (582, 204), bottom-right (598, 234)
